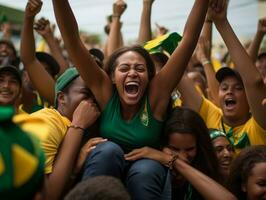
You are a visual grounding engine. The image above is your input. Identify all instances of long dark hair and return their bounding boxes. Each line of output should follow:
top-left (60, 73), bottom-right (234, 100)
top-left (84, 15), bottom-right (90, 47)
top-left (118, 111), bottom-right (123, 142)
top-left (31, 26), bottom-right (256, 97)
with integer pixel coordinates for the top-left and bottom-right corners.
top-left (228, 145), bottom-right (266, 200)
top-left (105, 45), bottom-right (155, 81)
top-left (164, 107), bottom-right (220, 181)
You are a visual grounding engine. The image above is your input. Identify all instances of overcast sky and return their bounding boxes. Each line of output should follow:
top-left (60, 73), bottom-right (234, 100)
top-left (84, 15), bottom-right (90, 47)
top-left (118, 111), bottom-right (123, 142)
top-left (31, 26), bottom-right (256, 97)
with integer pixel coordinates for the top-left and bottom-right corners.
top-left (0, 0), bottom-right (261, 43)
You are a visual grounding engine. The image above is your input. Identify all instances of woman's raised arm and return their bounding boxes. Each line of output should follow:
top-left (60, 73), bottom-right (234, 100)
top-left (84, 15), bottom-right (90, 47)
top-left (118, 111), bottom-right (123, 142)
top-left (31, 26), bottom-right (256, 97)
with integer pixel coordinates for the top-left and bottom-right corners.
top-left (52, 0), bottom-right (112, 109)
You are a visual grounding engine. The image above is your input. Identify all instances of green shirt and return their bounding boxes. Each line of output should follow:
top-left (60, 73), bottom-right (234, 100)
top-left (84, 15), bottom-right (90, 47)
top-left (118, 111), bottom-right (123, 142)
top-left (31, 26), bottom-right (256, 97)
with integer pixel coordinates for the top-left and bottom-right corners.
top-left (100, 90), bottom-right (163, 152)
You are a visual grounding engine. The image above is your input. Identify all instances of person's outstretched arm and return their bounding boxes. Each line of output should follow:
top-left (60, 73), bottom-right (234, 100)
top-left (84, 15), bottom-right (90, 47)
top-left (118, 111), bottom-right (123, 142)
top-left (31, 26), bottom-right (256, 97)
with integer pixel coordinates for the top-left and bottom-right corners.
top-left (201, 12), bottom-right (213, 58)
top-left (196, 37), bottom-right (220, 106)
top-left (247, 18), bottom-right (266, 62)
top-left (125, 147), bottom-right (237, 200)
top-left (211, 1), bottom-right (266, 130)
top-left (20, 0), bottom-right (55, 104)
top-left (105, 0), bottom-right (127, 58)
top-left (149, 0), bottom-right (219, 119)
top-left (52, 0), bottom-right (112, 110)
top-left (34, 17), bottom-right (69, 75)
top-left (137, 0), bottom-right (154, 44)
top-left (171, 155), bottom-right (237, 200)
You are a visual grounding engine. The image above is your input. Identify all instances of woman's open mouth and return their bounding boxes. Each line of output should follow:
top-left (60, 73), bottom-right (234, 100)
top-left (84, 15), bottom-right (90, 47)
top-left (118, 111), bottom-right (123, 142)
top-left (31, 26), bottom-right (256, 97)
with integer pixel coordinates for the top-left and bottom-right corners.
top-left (124, 81), bottom-right (139, 98)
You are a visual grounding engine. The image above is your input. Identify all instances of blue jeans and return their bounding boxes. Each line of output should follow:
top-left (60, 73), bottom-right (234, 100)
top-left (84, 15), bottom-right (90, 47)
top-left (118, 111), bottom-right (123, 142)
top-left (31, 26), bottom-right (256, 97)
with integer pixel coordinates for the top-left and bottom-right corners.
top-left (82, 141), bottom-right (171, 200)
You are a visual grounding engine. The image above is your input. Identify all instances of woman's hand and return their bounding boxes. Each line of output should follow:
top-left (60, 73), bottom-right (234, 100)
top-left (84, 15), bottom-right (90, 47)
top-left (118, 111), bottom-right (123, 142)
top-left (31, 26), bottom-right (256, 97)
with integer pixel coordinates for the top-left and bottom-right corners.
top-left (125, 147), bottom-right (171, 166)
top-left (73, 137), bottom-right (107, 174)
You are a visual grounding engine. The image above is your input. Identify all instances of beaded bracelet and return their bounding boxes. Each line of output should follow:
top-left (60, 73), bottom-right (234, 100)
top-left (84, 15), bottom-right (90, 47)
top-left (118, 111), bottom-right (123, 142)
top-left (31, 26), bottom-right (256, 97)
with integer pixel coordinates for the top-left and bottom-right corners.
top-left (167, 154), bottom-right (179, 170)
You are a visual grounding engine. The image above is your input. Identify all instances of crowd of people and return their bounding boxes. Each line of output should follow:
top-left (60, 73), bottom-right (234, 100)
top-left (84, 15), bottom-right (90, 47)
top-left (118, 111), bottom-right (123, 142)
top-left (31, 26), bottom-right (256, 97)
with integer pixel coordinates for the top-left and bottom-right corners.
top-left (0, 0), bottom-right (266, 199)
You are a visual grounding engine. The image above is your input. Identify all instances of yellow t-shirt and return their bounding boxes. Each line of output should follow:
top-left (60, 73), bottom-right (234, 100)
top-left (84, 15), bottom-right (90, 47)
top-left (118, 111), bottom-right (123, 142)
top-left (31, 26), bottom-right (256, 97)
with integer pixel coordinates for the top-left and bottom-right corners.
top-left (13, 113), bottom-right (50, 137)
top-left (30, 108), bottom-right (71, 174)
top-left (199, 98), bottom-right (266, 153)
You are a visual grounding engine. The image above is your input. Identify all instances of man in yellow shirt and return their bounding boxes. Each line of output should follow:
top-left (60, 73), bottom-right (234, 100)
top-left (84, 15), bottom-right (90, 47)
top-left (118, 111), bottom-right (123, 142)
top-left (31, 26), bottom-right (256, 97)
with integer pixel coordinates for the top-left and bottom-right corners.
top-left (177, 5), bottom-right (266, 153)
top-left (29, 67), bottom-right (104, 199)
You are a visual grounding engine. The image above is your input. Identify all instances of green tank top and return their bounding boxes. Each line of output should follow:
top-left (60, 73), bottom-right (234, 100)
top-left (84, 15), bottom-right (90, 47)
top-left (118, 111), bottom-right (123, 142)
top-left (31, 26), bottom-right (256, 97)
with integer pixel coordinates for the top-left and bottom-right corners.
top-left (100, 90), bottom-right (163, 152)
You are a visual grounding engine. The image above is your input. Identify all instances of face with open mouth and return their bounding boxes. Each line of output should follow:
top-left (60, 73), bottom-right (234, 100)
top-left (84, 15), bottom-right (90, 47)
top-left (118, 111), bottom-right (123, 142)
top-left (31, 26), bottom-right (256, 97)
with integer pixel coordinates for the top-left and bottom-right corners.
top-left (0, 71), bottom-right (21, 106)
top-left (218, 76), bottom-right (250, 122)
top-left (113, 51), bottom-right (149, 108)
top-left (212, 137), bottom-right (234, 177)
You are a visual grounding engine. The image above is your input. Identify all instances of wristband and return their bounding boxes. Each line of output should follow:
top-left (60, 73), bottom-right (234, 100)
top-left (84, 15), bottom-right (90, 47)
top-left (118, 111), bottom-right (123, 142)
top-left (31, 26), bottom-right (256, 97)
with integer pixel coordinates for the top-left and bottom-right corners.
top-left (112, 14), bottom-right (120, 18)
top-left (201, 60), bottom-right (211, 66)
top-left (205, 19), bottom-right (212, 23)
top-left (69, 124), bottom-right (85, 131)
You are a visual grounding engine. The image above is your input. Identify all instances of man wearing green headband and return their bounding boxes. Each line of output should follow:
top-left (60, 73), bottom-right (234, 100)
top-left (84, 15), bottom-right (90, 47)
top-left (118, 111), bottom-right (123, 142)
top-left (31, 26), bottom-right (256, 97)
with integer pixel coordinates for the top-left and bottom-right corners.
top-left (29, 67), bottom-right (105, 199)
top-left (209, 128), bottom-right (234, 182)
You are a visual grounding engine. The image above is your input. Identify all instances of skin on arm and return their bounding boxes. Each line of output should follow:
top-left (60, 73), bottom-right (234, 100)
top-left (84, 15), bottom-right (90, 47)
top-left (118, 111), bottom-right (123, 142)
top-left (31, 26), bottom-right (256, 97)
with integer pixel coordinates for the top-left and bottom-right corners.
top-left (106, 0), bottom-right (127, 58)
top-left (172, 155), bottom-right (237, 200)
top-left (247, 18), bottom-right (266, 63)
top-left (178, 73), bottom-right (203, 112)
top-left (196, 37), bottom-right (220, 106)
top-left (52, 0), bottom-right (112, 110)
top-left (137, 0), bottom-right (154, 44)
top-left (201, 11), bottom-right (213, 58)
top-left (45, 99), bottom-right (103, 200)
top-left (34, 17), bottom-right (69, 75)
top-left (149, 0), bottom-right (217, 120)
top-left (125, 147), bottom-right (237, 200)
top-left (210, 1), bottom-right (266, 129)
top-left (20, 0), bottom-right (55, 104)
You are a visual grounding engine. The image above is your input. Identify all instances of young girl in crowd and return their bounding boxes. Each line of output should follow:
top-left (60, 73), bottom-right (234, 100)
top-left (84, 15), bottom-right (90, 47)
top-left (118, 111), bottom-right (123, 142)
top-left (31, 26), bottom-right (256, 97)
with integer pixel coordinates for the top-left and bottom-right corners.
top-left (51, 0), bottom-right (223, 199)
top-left (228, 145), bottom-right (266, 200)
top-left (125, 107), bottom-right (237, 200)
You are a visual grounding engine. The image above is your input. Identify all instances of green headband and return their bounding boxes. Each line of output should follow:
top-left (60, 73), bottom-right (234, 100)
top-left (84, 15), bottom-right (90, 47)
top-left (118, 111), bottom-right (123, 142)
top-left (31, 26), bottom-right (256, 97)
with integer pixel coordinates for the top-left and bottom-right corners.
top-left (0, 106), bottom-right (45, 199)
top-left (54, 67), bottom-right (79, 107)
top-left (209, 129), bottom-right (227, 141)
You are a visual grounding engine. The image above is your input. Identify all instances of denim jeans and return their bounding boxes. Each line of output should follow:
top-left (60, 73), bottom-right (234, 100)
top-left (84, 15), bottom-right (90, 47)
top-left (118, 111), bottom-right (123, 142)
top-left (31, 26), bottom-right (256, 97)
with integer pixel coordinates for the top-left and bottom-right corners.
top-left (82, 141), bottom-right (171, 200)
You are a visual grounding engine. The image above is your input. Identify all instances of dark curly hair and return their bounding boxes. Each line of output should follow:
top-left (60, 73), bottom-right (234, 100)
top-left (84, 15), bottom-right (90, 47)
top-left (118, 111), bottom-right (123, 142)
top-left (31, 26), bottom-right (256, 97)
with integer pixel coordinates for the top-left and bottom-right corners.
top-left (228, 145), bottom-right (266, 200)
